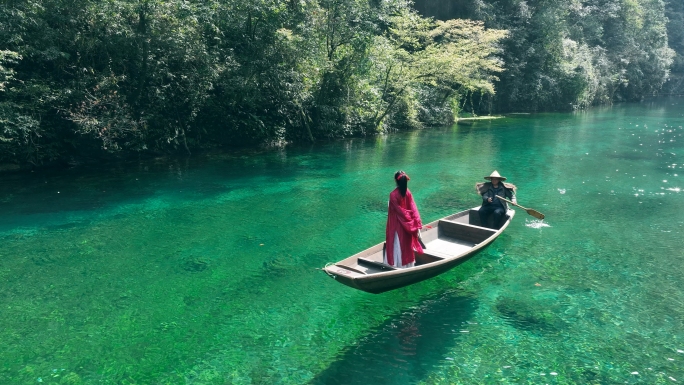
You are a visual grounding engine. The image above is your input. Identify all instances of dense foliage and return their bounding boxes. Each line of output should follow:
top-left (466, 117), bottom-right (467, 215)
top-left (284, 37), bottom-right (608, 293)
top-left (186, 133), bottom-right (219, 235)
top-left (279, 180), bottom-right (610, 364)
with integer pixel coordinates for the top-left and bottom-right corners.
top-left (0, 0), bottom-right (681, 166)
top-left (664, 0), bottom-right (684, 93)
top-left (416, 0), bottom-right (677, 111)
top-left (0, 0), bottom-right (505, 165)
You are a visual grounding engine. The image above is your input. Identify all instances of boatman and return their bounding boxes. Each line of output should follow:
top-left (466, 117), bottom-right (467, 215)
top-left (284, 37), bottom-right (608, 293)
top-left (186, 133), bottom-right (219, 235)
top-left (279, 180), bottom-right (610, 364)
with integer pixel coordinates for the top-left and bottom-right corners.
top-left (476, 170), bottom-right (517, 229)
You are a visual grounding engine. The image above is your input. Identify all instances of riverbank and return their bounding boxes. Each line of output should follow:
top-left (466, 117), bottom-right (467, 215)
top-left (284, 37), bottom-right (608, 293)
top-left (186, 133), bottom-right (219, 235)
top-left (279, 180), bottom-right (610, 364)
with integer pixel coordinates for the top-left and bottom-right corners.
top-left (4, 96), bottom-right (682, 176)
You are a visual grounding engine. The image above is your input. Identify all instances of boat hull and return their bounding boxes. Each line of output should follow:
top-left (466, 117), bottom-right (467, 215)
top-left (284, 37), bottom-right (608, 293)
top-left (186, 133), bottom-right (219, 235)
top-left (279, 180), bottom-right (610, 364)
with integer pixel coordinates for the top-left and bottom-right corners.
top-left (323, 207), bottom-right (514, 294)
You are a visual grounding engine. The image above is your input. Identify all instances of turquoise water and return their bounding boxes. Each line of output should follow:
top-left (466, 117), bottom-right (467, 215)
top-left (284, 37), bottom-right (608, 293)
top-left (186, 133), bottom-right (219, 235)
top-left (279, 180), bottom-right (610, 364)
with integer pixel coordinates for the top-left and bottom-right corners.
top-left (1, 98), bottom-right (683, 384)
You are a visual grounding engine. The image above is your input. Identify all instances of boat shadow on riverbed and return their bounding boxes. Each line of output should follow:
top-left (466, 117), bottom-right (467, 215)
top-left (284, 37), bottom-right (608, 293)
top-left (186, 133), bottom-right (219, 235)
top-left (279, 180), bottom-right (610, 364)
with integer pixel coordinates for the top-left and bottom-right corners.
top-left (310, 289), bottom-right (478, 385)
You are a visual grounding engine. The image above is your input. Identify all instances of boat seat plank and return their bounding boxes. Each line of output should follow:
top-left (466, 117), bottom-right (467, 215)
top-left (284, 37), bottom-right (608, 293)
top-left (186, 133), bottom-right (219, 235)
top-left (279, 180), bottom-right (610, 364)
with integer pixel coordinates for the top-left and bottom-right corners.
top-left (441, 219), bottom-right (494, 232)
top-left (357, 257), bottom-right (397, 271)
top-left (425, 237), bottom-right (474, 256)
top-left (415, 250), bottom-right (445, 265)
top-left (333, 264), bottom-right (368, 275)
top-left (438, 219), bottom-right (496, 244)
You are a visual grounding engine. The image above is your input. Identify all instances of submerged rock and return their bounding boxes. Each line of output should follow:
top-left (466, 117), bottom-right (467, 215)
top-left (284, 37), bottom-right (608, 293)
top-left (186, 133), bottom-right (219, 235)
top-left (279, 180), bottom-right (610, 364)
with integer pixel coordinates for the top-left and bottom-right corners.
top-left (181, 257), bottom-right (209, 272)
top-left (495, 296), bottom-right (567, 333)
top-left (261, 257), bottom-right (290, 276)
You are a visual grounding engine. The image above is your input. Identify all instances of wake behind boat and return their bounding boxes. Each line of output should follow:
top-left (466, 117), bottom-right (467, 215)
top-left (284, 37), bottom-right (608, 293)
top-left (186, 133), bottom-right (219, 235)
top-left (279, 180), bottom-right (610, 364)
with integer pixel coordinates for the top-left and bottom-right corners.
top-left (323, 206), bottom-right (514, 294)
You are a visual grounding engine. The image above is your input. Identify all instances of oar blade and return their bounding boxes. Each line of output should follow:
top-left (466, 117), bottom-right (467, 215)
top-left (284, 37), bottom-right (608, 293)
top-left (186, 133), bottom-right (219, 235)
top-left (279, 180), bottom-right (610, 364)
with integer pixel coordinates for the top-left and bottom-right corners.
top-left (526, 209), bottom-right (545, 220)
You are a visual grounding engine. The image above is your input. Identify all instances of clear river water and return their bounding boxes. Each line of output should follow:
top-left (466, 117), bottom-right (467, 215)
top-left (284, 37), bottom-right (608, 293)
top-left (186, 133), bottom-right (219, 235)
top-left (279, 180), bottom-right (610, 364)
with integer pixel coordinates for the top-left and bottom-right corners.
top-left (1, 97), bottom-right (683, 384)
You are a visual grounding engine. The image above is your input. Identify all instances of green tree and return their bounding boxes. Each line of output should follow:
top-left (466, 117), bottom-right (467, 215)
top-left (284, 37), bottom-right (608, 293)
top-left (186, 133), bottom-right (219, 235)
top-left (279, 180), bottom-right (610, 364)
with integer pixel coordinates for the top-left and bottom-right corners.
top-left (368, 14), bottom-right (506, 129)
top-left (65, 0), bottom-right (221, 153)
top-left (419, 0), bottom-right (675, 111)
top-left (665, 0), bottom-right (684, 93)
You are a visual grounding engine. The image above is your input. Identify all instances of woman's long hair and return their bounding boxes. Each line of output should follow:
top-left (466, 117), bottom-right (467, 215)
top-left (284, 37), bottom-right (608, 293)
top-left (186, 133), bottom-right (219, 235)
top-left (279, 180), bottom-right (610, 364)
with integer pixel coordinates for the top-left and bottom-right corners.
top-left (395, 170), bottom-right (409, 197)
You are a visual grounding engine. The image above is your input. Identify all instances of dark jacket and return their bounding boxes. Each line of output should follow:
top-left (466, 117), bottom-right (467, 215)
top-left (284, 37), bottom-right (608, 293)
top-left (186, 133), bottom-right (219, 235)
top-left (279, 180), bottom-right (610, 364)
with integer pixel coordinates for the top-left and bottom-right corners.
top-left (475, 182), bottom-right (517, 210)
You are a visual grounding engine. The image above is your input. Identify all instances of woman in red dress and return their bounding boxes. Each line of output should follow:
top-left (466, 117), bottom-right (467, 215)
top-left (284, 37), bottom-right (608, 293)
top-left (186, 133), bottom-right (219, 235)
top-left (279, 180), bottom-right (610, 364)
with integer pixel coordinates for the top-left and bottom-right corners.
top-left (384, 170), bottom-right (423, 268)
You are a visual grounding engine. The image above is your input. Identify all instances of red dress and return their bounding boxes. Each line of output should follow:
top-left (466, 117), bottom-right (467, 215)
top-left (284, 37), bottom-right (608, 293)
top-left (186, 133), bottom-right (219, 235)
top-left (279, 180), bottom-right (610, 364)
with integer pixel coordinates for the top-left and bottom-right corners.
top-left (385, 188), bottom-right (423, 267)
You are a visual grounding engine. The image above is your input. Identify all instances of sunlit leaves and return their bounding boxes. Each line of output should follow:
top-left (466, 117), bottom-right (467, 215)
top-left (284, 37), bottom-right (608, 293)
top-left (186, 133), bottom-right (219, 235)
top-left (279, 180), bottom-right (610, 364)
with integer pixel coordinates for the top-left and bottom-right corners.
top-left (0, 50), bottom-right (20, 92)
top-left (367, 13), bottom-right (507, 129)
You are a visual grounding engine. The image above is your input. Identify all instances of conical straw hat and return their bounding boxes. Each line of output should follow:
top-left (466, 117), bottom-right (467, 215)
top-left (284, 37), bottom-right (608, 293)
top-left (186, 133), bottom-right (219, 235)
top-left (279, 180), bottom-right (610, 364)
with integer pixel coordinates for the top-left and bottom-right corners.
top-left (484, 170), bottom-right (506, 181)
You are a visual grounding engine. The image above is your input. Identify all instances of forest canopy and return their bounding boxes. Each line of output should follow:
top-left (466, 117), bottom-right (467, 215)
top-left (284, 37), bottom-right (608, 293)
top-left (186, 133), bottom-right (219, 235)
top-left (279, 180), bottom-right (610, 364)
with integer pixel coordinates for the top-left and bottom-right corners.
top-left (415, 0), bottom-right (678, 110)
top-left (0, 0), bottom-right (681, 166)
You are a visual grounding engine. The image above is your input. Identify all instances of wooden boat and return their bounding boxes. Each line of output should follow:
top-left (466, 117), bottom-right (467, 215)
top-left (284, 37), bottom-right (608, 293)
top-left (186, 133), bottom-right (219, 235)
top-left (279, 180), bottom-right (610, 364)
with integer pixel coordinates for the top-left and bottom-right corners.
top-left (323, 207), bottom-right (514, 294)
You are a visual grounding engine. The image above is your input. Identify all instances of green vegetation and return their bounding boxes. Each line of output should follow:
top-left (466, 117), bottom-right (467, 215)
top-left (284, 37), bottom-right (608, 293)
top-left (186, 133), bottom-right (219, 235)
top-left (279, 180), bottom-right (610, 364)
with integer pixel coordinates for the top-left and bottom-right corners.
top-left (665, 0), bottom-right (684, 92)
top-left (0, 0), bottom-right (505, 165)
top-left (416, 0), bottom-right (677, 110)
top-left (0, 0), bottom-right (681, 166)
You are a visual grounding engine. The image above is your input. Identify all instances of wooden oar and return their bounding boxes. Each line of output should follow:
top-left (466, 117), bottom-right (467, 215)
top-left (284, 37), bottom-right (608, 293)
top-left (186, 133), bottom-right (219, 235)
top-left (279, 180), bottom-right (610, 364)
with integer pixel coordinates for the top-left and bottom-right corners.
top-left (496, 195), bottom-right (545, 220)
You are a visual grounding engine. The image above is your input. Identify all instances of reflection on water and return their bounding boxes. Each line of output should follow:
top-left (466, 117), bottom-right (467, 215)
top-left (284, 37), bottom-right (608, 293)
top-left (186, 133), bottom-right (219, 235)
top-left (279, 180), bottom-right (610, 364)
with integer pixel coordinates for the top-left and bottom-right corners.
top-left (311, 291), bottom-right (477, 385)
top-left (1, 97), bottom-right (684, 384)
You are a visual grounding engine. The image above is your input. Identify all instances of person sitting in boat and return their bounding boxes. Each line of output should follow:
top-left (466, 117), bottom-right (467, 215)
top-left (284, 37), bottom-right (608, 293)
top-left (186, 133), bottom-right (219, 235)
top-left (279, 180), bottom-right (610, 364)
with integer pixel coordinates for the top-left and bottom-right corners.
top-left (476, 170), bottom-right (517, 229)
top-left (385, 170), bottom-right (424, 268)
